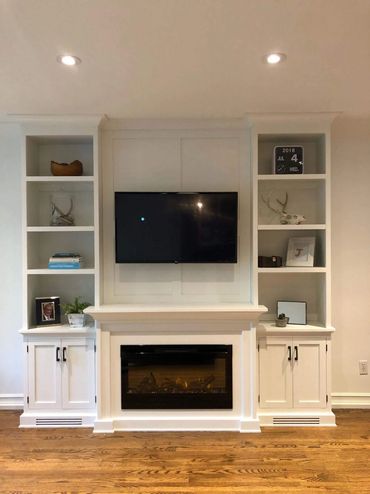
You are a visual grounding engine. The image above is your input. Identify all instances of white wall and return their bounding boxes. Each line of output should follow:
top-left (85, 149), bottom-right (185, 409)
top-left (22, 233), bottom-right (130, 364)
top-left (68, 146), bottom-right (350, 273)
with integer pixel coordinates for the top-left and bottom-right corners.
top-left (0, 123), bottom-right (23, 405)
top-left (331, 115), bottom-right (370, 405)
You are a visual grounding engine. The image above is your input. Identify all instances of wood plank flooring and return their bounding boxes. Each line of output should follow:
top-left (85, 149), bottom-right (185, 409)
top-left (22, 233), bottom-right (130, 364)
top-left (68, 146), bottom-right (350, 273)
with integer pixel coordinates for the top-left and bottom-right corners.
top-left (0, 410), bottom-right (369, 493)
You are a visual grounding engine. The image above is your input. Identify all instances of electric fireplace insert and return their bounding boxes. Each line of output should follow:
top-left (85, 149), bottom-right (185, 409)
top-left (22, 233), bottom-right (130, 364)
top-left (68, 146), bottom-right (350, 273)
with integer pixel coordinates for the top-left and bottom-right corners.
top-left (120, 344), bottom-right (233, 409)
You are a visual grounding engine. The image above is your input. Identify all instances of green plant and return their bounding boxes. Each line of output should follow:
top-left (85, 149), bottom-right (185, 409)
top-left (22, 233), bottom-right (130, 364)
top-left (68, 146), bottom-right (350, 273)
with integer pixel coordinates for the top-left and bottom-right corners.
top-left (62, 296), bottom-right (90, 315)
top-left (277, 313), bottom-right (286, 320)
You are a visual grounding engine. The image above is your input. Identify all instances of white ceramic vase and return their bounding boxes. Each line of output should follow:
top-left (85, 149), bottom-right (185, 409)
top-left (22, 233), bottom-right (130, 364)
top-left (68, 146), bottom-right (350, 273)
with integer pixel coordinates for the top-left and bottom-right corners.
top-left (67, 313), bottom-right (85, 328)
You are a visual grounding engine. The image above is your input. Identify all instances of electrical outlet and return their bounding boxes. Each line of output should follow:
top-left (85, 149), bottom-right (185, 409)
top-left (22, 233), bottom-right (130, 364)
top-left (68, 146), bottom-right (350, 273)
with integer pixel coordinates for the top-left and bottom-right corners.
top-left (359, 360), bottom-right (368, 375)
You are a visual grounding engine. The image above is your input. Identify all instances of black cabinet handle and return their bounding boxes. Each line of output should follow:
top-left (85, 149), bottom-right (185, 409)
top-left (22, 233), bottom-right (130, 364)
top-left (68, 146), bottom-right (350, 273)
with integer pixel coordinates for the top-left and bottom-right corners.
top-left (56, 347), bottom-right (60, 362)
top-left (288, 346), bottom-right (292, 361)
top-left (294, 345), bottom-right (298, 361)
top-left (62, 347), bottom-right (67, 362)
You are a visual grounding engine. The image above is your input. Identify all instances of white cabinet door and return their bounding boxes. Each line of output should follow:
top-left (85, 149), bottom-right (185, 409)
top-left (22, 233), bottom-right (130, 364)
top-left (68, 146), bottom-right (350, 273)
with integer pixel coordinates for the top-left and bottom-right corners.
top-left (61, 338), bottom-right (95, 409)
top-left (293, 338), bottom-right (327, 409)
top-left (28, 340), bottom-right (62, 409)
top-left (258, 337), bottom-right (293, 409)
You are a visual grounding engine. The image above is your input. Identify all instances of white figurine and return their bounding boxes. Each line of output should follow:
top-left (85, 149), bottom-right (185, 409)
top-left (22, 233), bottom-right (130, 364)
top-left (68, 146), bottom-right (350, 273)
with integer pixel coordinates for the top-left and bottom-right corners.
top-left (50, 193), bottom-right (74, 226)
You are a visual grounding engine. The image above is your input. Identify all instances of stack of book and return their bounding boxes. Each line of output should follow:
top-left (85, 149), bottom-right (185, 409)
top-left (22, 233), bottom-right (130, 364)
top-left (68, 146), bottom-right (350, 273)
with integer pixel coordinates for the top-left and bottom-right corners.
top-left (48, 253), bottom-right (83, 269)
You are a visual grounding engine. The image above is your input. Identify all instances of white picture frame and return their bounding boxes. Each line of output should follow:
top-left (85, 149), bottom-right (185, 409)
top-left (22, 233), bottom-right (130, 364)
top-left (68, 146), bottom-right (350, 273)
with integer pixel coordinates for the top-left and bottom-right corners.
top-left (286, 236), bottom-right (315, 267)
top-left (277, 301), bottom-right (307, 325)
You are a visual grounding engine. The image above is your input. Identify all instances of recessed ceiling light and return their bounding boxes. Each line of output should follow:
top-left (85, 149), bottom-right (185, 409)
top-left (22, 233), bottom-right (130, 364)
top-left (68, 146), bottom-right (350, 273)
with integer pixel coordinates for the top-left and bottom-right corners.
top-left (264, 53), bottom-right (286, 64)
top-left (57, 55), bottom-right (81, 66)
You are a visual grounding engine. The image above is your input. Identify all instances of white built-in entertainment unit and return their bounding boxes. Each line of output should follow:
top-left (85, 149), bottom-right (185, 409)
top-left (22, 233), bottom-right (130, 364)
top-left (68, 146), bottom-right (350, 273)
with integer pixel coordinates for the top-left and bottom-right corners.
top-left (19, 114), bottom-right (337, 430)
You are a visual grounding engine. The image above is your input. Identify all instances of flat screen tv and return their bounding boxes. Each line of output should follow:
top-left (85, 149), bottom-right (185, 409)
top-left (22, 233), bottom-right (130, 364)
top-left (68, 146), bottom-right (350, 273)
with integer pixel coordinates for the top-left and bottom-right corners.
top-left (115, 192), bottom-right (238, 263)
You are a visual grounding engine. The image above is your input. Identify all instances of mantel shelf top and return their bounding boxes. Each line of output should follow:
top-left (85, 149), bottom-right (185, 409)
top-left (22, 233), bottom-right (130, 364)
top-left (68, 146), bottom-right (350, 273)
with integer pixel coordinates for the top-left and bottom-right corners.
top-left (84, 303), bottom-right (267, 322)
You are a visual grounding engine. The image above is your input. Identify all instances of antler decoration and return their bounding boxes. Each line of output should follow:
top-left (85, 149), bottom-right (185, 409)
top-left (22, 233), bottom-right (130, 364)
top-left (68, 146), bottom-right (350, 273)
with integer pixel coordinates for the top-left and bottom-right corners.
top-left (261, 194), bottom-right (286, 215)
top-left (261, 192), bottom-right (306, 225)
top-left (50, 198), bottom-right (74, 226)
top-left (275, 192), bottom-right (288, 214)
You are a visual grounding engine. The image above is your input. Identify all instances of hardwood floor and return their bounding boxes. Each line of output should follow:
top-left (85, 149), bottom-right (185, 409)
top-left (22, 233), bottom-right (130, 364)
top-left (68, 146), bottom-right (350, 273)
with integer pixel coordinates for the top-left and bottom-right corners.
top-left (0, 410), bottom-right (369, 493)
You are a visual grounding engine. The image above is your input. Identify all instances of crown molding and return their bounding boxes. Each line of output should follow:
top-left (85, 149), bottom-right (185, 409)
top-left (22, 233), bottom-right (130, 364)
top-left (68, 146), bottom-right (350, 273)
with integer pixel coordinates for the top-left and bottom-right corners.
top-left (4, 113), bottom-right (107, 127)
top-left (245, 111), bottom-right (341, 124)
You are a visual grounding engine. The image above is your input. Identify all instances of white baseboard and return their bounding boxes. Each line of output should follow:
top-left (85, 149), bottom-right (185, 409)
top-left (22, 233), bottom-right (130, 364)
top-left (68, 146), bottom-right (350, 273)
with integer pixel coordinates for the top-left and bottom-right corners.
top-left (2, 393), bottom-right (370, 414)
top-left (332, 393), bottom-right (370, 409)
top-left (0, 394), bottom-right (24, 409)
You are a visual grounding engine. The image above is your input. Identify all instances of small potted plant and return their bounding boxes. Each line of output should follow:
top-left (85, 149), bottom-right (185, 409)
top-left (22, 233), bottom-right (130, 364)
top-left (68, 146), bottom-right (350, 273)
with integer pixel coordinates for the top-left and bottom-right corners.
top-left (62, 297), bottom-right (90, 328)
top-left (276, 313), bottom-right (289, 327)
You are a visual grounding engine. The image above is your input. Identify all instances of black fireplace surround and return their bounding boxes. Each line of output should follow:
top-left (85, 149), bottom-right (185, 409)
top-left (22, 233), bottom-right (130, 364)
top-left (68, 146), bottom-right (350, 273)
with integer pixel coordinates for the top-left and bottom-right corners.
top-left (120, 344), bottom-right (233, 409)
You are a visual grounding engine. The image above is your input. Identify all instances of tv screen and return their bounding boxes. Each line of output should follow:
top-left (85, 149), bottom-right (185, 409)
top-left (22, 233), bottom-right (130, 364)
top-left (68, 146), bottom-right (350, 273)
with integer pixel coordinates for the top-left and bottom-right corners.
top-left (115, 192), bottom-right (238, 263)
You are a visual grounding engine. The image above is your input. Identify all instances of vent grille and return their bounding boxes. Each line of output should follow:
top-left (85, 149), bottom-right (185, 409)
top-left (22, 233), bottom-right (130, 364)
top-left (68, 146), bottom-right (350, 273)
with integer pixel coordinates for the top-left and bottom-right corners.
top-left (273, 417), bottom-right (320, 425)
top-left (35, 417), bottom-right (83, 427)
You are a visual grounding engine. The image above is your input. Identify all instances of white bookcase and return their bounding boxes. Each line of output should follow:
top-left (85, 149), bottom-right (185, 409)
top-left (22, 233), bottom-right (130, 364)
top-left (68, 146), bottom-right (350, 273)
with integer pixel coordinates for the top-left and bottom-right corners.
top-left (248, 113), bottom-right (337, 426)
top-left (19, 116), bottom-right (102, 427)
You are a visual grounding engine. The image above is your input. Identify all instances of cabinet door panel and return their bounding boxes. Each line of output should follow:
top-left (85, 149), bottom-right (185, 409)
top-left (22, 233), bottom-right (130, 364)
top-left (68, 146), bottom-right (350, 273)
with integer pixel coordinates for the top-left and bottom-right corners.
top-left (259, 337), bottom-right (293, 409)
top-left (293, 339), bottom-right (326, 408)
top-left (61, 338), bottom-right (95, 409)
top-left (28, 341), bottom-right (61, 409)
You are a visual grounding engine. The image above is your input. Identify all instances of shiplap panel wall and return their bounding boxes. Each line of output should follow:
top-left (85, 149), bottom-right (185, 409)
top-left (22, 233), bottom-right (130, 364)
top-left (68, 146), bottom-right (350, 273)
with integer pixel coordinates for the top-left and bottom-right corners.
top-left (102, 125), bottom-right (251, 304)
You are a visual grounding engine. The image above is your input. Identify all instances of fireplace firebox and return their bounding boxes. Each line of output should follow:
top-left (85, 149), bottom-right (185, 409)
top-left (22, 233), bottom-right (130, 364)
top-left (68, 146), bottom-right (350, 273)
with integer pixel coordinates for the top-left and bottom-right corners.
top-left (120, 345), bottom-right (232, 409)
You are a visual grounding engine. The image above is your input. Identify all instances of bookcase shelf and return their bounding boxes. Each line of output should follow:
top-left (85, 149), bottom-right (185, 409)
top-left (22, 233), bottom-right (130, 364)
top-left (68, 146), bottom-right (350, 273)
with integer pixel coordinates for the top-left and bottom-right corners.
top-left (250, 117), bottom-right (333, 325)
top-left (258, 321), bottom-right (335, 333)
top-left (258, 178), bottom-right (326, 225)
top-left (258, 224), bottom-right (326, 231)
top-left (27, 269), bottom-right (96, 275)
top-left (258, 173), bottom-right (326, 181)
top-left (258, 267), bottom-right (327, 274)
top-left (25, 135), bottom-right (94, 176)
top-left (26, 176), bottom-right (95, 182)
top-left (257, 133), bottom-right (326, 175)
top-left (22, 121), bottom-right (101, 331)
top-left (27, 226), bottom-right (95, 232)
top-left (26, 181), bottom-right (94, 227)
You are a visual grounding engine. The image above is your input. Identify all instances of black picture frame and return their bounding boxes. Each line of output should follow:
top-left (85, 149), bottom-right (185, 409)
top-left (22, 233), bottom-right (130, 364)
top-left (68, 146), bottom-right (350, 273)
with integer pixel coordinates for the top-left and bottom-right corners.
top-left (35, 297), bottom-right (61, 326)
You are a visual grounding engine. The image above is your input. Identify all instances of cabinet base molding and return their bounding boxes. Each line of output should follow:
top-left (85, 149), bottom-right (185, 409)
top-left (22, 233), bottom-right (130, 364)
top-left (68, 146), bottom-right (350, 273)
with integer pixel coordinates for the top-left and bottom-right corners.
top-left (0, 394), bottom-right (24, 409)
top-left (94, 416), bottom-right (261, 433)
top-left (332, 393), bottom-right (370, 409)
top-left (19, 412), bottom-right (96, 428)
top-left (258, 411), bottom-right (336, 427)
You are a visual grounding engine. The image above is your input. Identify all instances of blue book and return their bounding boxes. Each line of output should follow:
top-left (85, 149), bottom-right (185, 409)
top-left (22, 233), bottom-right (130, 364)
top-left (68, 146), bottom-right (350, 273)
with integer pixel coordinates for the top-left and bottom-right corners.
top-left (48, 262), bottom-right (81, 269)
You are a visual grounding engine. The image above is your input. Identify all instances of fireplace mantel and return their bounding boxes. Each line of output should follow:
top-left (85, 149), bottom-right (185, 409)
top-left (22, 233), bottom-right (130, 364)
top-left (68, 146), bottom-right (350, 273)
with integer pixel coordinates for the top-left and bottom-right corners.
top-left (85, 303), bottom-right (267, 323)
top-left (86, 303), bottom-right (267, 433)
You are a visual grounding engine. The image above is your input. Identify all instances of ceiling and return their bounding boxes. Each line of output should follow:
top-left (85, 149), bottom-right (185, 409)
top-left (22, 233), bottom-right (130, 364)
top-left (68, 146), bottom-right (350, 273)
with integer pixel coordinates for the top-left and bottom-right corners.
top-left (1, 0), bottom-right (370, 119)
